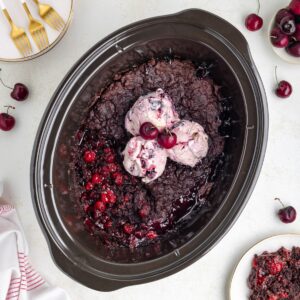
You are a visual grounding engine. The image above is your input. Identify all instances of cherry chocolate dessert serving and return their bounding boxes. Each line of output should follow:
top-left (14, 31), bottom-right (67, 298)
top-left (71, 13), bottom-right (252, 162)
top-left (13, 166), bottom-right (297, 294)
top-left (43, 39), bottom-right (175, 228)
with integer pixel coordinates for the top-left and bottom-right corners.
top-left (71, 58), bottom-right (228, 249)
top-left (248, 247), bottom-right (300, 299)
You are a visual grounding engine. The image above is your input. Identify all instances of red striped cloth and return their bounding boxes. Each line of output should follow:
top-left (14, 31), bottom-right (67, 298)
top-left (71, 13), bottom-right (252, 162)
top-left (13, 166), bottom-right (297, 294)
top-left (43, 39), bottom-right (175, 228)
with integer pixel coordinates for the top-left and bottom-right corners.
top-left (0, 203), bottom-right (70, 300)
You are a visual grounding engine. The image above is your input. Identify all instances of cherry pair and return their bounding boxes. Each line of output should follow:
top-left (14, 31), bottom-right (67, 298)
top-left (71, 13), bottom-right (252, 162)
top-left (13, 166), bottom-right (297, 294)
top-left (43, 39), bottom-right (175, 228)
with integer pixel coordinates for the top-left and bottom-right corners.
top-left (0, 69), bottom-right (29, 132)
top-left (139, 122), bottom-right (177, 149)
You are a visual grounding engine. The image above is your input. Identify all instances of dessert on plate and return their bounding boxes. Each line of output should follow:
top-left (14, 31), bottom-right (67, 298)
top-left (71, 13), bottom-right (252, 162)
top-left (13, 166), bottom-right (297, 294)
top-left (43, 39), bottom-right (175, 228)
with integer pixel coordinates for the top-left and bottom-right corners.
top-left (248, 247), bottom-right (300, 299)
top-left (71, 58), bottom-right (229, 248)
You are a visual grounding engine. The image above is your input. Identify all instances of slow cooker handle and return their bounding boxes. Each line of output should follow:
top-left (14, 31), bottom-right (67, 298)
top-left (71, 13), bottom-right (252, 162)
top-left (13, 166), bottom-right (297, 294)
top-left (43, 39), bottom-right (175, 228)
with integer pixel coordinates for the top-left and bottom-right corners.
top-left (175, 9), bottom-right (254, 66)
top-left (49, 241), bottom-right (129, 291)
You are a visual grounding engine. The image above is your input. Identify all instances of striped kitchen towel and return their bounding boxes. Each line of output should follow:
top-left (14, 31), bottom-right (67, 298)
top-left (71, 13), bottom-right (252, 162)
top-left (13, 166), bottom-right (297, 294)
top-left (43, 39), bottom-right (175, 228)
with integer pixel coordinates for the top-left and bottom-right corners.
top-left (0, 186), bottom-right (70, 300)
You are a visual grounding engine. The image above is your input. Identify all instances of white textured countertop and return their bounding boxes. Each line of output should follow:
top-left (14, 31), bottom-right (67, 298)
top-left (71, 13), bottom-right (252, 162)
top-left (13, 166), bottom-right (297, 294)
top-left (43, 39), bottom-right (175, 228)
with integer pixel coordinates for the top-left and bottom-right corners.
top-left (0, 0), bottom-right (300, 299)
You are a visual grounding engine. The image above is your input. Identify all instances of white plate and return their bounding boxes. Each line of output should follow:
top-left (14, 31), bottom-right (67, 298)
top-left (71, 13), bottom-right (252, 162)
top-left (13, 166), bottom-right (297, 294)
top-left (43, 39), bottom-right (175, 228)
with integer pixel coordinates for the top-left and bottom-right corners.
top-left (268, 10), bottom-right (300, 64)
top-left (230, 234), bottom-right (300, 300)
top-left (0, 0), bottom-right (73, 61)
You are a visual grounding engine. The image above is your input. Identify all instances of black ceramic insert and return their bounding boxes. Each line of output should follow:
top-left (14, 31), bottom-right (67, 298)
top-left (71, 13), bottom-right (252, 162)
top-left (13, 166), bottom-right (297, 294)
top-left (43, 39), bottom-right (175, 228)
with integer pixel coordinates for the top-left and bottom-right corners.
top-left (31, 9), bottom-right (268, 291)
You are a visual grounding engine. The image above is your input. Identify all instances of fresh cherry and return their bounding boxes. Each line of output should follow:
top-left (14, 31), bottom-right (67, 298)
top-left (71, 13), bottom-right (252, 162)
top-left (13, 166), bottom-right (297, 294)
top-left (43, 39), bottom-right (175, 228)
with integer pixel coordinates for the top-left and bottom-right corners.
top-left (85, 182), bottom-right (94, 191)
top-left (139, 122), bottom-right (159, 140)
top-left (289, 0), bottom-right (300, 16)
top-left (11, 83), bottom-right (29, 101)
top-left (0, 69), bottom-right (29, 101)
top-left (286, 41), bottom-right (300, 56)
top-left (0, 106), bottom-right (15, 131)
top-left (274, 67), bottom-right (292, 98)
top-left (123, 223), bottom-right (134, 235)
top-left (275, 9), bottom-right (294, 24)
top-left (276, 81), bottom-right (292, 98)
top-left (83, 150), bottom-right (96, 163)
top-left (146, 231), bottom-right (158, 239)
top-left (270, 28), bottom-right (289, 48)
top-left (275, 198), bottom-right (297, 223)
top-left (157, 131), bottom-right (177, 149)
top-left (113, 172), bottom-right (123, 186)
top-left (91, 173), bottom-right (103, 184)
top-left (280, 16), bottom-right (296, 35)
top-left (106, 189), bottom-right (117, 204)
top-left (104, 152), bottom-right (115, 163)
top-left (245, 14), bottom-right (263, 31)
top-left (101, 192), bottom-right (110, 204)
top-left (107, 163), bottom-right (117, 173)
top-left (94, 201), bottom-right (106, 213)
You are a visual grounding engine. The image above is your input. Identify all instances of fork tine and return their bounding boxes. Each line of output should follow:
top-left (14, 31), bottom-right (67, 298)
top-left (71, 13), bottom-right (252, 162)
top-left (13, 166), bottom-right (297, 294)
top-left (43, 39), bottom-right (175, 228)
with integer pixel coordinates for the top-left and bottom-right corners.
top-left (50, 14), bottom-right (61, 31)
top-left (20, 36), bottom-right (29, 56)
top-left (38, 29), bottom-right (46, 50)
top-left (25, 36), bottom-right (32, 55)
top-left (54, 11), bottom-right (65, 30)
top-left (18, 37), bottom-right (27, 57)
top-left (18, 37), bottom-right (26, 56)
top-left (39, 28), bottom-right (48, 49)
top-left (42, 28), bottom-right (49, 47)
top-left (40, 30), bottom-right (46, 50)
top-left (32, 30), bottom-right (41, 50)
top-left (36, 30), bottom-right (44, 50)
top-left (23, 37), bottom-right (31, 56)
top-left (14, 39), bottom-right (25, 57)
top-left (47, 10), bottom-right (64, 31)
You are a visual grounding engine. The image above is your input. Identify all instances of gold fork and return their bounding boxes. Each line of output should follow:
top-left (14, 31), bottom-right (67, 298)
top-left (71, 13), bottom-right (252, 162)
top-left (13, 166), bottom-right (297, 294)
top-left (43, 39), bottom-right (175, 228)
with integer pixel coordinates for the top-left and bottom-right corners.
top-left (21, 0), bottom-right (49, 50)
top-left (32, 0), bottom-right (65, 31)
top-left (0, 1), bottom-right (32, 57)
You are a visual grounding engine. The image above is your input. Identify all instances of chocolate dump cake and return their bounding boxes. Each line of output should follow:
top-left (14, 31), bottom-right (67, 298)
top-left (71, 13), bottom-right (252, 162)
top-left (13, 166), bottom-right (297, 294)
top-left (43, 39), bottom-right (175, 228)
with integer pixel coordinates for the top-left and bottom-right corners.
top-left (248, 247), bottom-right (300, 300)
top-left (71, 58), bottom-right (228, 248)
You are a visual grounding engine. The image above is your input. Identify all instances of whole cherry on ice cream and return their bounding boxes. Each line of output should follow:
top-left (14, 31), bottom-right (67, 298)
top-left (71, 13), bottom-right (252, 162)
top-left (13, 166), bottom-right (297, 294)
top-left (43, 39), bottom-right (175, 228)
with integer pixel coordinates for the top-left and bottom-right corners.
top-left (0, 69), bottom-right (29, 101)
top-left (275, 198), bottom-right (297, 224)
top-left (245, 0), bottom-right (263, 31)
top-left (157, 130), bottom-right (177, 149)
top-left (139, 122), bottom-right (159, 140)
top-left (0, 106), bottom-right (16, 131)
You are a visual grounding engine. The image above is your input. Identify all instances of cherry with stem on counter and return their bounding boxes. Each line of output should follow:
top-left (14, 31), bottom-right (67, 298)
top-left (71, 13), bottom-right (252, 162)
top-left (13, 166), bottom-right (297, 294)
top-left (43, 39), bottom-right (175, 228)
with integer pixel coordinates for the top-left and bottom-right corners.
top-left (245, 0), bottom-right (263, 31)
top-left (0, 105), bottom-right (16, 131)
top-left (275, 197), bottom-right (297, 224)
top-left (274, 66), bottom-right (292, 98)
top-left (0, 69), bottom-right (29, 101)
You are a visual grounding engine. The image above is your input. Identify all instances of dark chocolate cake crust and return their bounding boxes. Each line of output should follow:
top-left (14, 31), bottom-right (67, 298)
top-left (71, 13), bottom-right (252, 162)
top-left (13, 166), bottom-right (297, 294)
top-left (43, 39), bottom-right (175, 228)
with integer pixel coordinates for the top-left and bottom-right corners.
top-left (71, 58), bottom-right (225, 248)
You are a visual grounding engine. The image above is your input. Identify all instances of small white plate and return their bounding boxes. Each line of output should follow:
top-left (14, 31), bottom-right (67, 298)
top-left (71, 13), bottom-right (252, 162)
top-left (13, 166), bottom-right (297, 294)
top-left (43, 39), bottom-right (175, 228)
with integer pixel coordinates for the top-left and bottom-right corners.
top-left (268, 10), bottom-right (300, 64)
top-left (0, 0), bottom-right (73, 62)
top-left (230, 234), bottom-right (300, 300)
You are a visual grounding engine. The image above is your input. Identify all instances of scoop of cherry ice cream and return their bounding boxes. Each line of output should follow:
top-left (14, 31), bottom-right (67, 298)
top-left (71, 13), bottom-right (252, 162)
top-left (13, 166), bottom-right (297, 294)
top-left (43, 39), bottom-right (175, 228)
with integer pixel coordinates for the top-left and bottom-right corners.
top-left (125, 88), bottom-right (179, 135)
top-left (122, 136), bottom-right (167, 183)
top-left (167, 120), bottom-right (209, 167)
top-left (123, 89), bottom-right (209, 182)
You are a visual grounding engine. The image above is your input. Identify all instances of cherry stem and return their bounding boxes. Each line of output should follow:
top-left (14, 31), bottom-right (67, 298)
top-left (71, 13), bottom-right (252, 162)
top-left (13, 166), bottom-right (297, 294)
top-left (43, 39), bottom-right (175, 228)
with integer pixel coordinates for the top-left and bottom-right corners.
top-left (0, 69), bottom-right (13, 90)
top-left (257, 0), bottom-right (261, 15)
top-left (275, 66), bottom-right (279, 85)
top-left (4, 105), bottom-right (15, 114)
top-left (275, 197), bottom-right (285, 208)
